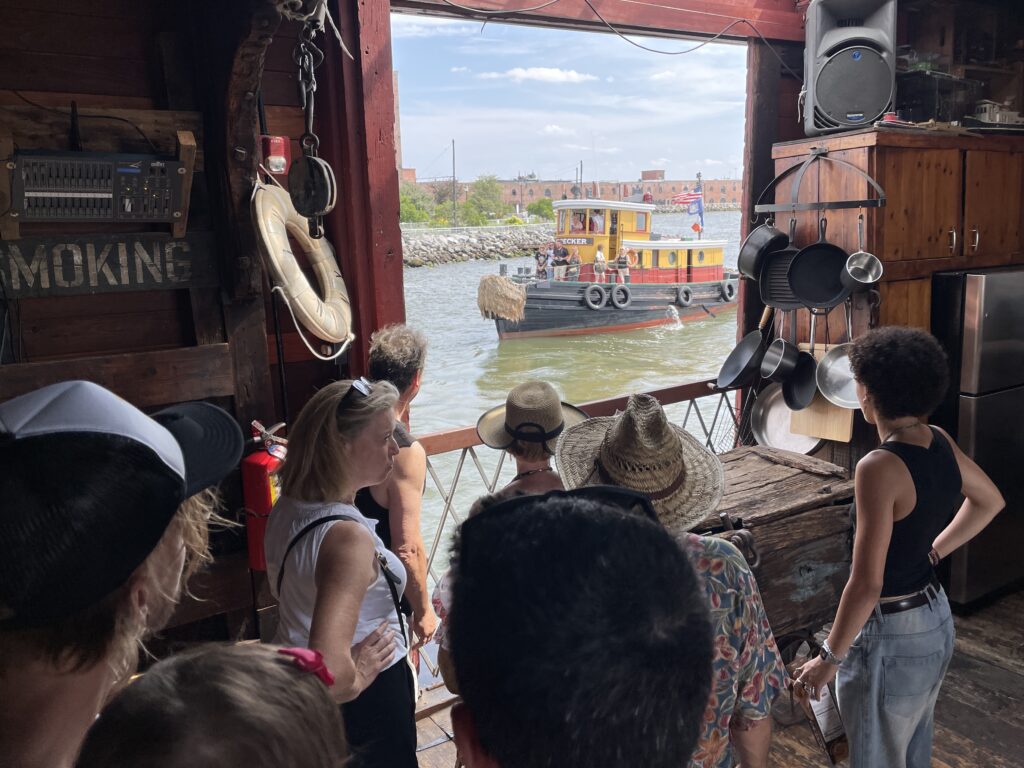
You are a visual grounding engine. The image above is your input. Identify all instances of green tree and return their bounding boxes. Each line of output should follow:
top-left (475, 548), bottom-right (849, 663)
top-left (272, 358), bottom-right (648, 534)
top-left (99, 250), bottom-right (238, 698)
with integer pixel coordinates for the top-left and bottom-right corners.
top-left (463, 175), bottom-right (509, 223)
top-left (526, 197), bottom-right (554, 220)
top-left (399, 181), bottom-right (433, 223)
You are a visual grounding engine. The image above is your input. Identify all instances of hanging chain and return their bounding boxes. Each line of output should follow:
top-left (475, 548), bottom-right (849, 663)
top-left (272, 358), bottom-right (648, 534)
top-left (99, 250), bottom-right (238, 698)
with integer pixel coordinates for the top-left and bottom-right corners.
top-left (294, 23), bottom-right (324, 157)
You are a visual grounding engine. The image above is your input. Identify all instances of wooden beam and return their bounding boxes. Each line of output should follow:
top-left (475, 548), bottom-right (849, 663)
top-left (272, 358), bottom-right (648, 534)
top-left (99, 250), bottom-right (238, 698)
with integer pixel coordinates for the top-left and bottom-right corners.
top-left (390, 0), bottom-right (806, 42)
top-left (318, 0), bottom-right (407, 375)
top-left (0, 344), bottom-right (234, 407)
top-left (173, 130), bottom-right (197, 238)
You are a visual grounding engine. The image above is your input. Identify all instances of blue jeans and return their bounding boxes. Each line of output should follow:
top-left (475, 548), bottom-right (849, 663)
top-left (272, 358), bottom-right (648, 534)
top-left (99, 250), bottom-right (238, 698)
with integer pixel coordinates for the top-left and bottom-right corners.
top-left (836, 587), bottom-right (954, 768)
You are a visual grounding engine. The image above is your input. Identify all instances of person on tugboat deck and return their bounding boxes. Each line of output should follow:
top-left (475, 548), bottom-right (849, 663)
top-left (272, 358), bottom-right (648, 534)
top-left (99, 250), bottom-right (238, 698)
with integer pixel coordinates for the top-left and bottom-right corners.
top-left (566, 246), bottom-right (581, 281)
top-left (795, 326), bottom-right (1004, 768)
top-left (0, 380), bottom-right (242, 768)
top-left (534, 248), bottom-right (549, 280)
top-left (476, 381), bottom-right (587, 496)
top-left (446, 489), bottom-right (714, 768)
top-left (356, 324), bottom-right (437, 653)
top-left (593, 245), bottom-right (607, 283)
top-left (556, 394), bottom-right (786, 768)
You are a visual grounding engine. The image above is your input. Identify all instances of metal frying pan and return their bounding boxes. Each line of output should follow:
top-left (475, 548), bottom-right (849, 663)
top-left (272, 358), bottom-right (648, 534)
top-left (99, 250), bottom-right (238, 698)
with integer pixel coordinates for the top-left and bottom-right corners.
top-left (716, 306), bottom-right (774, 390)
top-left (759, 219), bottom-right (803, 310)
top-left (783, 311), bottom-right (818, 410)
top-left (787, 217), bottom-right (851, 310)
top-left (816, 302), bottom-right (860, 409)
top-left (750, 382), bottom-right (826, 454)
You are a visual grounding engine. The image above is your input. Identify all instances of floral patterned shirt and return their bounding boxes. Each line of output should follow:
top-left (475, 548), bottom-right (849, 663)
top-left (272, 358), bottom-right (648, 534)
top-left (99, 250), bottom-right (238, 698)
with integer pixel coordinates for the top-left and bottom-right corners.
top-left (682, 533), bottom-right (787, 768)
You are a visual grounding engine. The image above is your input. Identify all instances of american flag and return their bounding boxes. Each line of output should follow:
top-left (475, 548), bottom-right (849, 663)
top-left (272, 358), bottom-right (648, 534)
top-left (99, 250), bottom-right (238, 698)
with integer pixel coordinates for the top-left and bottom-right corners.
top-left (670, 190), bottom-right (702, 205)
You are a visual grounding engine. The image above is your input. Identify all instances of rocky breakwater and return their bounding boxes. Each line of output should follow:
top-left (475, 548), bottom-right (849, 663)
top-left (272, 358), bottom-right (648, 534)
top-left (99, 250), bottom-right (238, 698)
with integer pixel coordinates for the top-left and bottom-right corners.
top-left (402, 224), bottom-right (554, 267)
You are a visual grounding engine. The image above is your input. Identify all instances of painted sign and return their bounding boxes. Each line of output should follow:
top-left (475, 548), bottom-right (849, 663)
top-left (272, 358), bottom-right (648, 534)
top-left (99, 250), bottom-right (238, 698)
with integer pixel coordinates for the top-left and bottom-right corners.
top-left (559, 237), bottom-right (593, 246)
top-left (0, 231), bottom-right (219, 298)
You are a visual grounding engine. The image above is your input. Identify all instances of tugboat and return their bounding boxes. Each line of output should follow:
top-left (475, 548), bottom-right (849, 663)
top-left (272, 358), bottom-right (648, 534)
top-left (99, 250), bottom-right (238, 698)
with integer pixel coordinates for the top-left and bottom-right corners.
top-left (477, 199), bottom-right (739, 339)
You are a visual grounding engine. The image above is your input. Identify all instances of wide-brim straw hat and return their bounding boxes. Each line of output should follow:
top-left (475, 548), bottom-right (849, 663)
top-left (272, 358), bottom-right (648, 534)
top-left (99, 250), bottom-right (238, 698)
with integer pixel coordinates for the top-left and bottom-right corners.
top-left (477, 381), bottom-right (588, 455)
top-left (555, 393), bottom-right (724, 534)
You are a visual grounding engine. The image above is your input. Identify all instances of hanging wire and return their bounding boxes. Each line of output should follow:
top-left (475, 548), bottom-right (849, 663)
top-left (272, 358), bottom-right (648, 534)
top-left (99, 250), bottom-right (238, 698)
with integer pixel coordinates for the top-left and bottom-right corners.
top-left (10, 91), bottom-right (161, 153)
top-left (438, 0), bottom-right (562, 15)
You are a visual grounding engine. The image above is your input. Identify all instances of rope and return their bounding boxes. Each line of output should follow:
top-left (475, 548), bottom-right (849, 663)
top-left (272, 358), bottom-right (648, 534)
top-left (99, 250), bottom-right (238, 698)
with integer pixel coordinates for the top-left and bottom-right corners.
top-left (271, 285), bottom-right (354, 362)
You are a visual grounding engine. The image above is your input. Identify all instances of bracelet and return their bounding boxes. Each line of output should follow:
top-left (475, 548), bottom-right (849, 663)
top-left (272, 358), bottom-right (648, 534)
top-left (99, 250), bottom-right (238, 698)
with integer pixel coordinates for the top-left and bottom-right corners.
top-left (928, 548), bottom-right (941, 567)
top-left (820, 639), bottom-right (845, 665)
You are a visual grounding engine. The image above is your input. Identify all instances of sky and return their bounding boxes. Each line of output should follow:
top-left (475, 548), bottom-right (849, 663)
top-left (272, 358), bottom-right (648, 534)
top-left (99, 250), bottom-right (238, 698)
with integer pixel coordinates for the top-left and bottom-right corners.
top-left (390, 13), bottom-right (748, 185)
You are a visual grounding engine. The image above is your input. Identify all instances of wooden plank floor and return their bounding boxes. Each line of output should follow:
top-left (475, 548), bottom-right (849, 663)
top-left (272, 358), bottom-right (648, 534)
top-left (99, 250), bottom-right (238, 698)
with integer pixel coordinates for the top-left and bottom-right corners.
top-left (417, 589), bottom-right (1024, 767)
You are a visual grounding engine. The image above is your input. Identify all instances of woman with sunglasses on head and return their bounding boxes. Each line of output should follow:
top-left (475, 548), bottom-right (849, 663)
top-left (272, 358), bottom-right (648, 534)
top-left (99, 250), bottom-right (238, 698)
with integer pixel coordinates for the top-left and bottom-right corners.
top-left (795, 327), bottom-right (1004, 768)
top-left (264, 378), bottom-right (417, 768)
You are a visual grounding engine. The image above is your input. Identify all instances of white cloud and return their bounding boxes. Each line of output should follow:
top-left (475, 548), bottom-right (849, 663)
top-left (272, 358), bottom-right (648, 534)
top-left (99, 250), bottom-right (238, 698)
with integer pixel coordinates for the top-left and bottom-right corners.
top-left (650, 157), bottom-right (670, 166)
top-left (650, 71), bottom-right (676, 81)
top-left (541, 124), bottom-right (575, 136)
top-left (391, 15), bottom-right (480, 39)
top-left (703, 158), bottom-right (725, 165)
top-left (478, 67), bottom-right (598, 84)
top-left (606, 76), bottom-right (615, 82)
top-left (450, 66), bottom-right (469, 73)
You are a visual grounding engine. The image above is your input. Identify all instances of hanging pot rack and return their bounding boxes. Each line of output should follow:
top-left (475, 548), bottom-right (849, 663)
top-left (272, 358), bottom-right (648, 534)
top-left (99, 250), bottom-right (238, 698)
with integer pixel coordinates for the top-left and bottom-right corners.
top-left (752, 147), bottom-right (887, 216)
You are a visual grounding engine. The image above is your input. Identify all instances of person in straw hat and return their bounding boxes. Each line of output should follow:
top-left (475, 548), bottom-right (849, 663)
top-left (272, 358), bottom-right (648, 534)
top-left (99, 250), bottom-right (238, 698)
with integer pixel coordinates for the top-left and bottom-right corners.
top-left (556, 394), bottom-right (786, 768)
top-left (476, 381), bottom-right (587, 495)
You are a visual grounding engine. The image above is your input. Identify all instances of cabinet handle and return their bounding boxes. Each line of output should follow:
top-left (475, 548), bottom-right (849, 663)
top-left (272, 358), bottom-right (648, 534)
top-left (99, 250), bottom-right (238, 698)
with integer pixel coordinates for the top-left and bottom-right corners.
top-left (949, 227), bottom-right (957, 254)
top-left (971, 227), bottom-right (980, 252)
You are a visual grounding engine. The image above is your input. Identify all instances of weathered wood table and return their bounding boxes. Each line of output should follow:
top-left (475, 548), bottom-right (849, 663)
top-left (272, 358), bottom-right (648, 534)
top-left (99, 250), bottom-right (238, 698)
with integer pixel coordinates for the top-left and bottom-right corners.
top-left (696, 447), bottom-right (855, 643)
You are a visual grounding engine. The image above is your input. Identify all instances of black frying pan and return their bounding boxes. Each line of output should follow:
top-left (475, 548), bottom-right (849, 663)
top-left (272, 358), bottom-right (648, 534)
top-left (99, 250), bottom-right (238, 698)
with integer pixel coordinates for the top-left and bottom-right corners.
top-left (738, 220), bottom-right (789, 280)
top-left (716, 306), bottom-right (774, 390)
top-left (783, 311), bottom-right (818, 411)
top-left (788, 217), bottom-right (851, 310)
top-left (759, 219), bottom-right (803, 310)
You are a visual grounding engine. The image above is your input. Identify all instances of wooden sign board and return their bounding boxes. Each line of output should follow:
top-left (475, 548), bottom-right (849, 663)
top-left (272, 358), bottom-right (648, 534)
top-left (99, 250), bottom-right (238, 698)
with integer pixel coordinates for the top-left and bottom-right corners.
top-left (0, 231), bottom-right (219, 298)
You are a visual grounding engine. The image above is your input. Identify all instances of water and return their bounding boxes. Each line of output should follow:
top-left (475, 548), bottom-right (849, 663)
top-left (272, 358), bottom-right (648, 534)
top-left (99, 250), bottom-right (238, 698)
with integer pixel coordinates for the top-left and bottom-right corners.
top-left (403, 210), bottom-right (743, 556)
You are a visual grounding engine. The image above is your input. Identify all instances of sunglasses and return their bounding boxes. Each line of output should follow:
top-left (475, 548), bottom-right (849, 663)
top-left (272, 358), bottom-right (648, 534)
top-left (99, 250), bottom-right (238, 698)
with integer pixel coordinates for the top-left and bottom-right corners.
top-left (338, 377), bottom-right (372, 411)
top-left (472, 485), bottom-right (659, 526)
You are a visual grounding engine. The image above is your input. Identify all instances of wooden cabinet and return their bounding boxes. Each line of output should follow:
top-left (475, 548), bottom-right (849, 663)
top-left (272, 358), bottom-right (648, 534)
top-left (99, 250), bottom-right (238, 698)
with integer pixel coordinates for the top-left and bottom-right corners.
top-left (964, 150), bottom-right (1024, 264)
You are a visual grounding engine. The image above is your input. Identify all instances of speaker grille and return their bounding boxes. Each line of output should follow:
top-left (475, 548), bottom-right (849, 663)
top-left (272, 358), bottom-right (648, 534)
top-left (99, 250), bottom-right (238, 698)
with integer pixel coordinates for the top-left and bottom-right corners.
top-left (837, 18), bottom-right (864, 27)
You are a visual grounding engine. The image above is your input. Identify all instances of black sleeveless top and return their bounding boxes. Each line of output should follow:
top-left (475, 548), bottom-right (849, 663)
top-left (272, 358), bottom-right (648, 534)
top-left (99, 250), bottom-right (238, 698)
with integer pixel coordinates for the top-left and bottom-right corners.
top-left (865, 426), bottom-right (962, 596)
top-left (355, 422), bottom-right (414, 550)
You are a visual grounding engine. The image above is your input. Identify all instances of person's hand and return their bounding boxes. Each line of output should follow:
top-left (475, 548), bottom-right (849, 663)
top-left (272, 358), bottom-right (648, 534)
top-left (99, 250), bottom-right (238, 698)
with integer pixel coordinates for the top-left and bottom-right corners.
top-left (793, 654), bottom-right (839, 701)
top-left (350, 621), bottom-right (397, 694)
top-left (410, 607), bottom-right (439, 651)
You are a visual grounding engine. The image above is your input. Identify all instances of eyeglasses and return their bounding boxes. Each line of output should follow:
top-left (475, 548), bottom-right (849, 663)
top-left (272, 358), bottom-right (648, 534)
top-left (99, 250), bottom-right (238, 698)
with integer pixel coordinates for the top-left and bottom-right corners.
top-left (472, 485), bottom-right (659, 526)
top-left (338, 377), bottom-right (372, 411)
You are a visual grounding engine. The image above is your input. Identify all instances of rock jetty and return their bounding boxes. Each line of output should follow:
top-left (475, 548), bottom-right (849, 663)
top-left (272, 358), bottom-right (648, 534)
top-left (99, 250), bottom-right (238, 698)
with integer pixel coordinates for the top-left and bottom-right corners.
top-left (401, 224), bottom-right (554, 267)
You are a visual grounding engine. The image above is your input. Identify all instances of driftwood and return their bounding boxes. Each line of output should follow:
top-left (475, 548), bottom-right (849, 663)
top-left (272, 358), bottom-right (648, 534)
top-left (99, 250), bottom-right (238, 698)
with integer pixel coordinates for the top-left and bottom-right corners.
top-left (699, 447), bottom-right (854, 637)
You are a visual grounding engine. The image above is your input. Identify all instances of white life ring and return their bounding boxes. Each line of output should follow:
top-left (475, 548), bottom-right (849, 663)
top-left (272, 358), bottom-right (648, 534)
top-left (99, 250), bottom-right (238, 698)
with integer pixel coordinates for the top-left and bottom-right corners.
top-left (252, 183), bottom-right (353, 344)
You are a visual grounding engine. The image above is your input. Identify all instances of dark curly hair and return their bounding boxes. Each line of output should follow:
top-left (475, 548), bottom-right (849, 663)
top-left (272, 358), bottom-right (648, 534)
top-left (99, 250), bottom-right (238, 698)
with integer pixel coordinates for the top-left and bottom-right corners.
top-left (848, 326), bottom-right (949, 420)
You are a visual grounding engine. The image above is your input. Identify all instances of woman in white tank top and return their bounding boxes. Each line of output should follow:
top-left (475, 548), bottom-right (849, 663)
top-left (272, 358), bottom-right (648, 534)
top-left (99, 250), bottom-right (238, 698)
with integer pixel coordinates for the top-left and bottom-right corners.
top-left (264, 378), bottom-right (417, 768)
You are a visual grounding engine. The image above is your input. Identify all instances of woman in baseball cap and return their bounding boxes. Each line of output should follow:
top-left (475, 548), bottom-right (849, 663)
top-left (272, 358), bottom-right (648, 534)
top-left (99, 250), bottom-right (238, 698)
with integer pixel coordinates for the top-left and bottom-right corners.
top-left (0, 380), bottom-right (243, 768)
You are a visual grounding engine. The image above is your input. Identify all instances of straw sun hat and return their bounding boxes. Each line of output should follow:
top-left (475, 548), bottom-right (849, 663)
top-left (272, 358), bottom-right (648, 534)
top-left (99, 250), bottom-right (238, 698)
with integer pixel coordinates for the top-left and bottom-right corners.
top-left (555, 393), bottom-right (724, 534)
top-left (477, 381), bottom-right (588, 455)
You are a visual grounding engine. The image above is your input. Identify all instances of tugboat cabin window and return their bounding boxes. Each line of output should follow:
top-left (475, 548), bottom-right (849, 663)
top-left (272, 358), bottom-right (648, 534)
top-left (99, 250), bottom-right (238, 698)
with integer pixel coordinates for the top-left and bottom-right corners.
top-left (667, 250), bottom-right (678, 266)
top-left (570, 210), bottom-right (586, 232)
top-left (697, 250), bottom-right (705, 263)
top-left (635, 212), bottom-right (648, 232)
top-left (587, 210), bottom-right (606, 233)
top-left (558, 209), bottom-right (568, 233)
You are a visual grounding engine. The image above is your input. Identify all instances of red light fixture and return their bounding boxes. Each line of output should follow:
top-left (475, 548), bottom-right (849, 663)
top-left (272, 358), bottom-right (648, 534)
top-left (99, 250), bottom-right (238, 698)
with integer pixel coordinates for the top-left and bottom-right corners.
top-left (260, 135), bottom-right (291, 175)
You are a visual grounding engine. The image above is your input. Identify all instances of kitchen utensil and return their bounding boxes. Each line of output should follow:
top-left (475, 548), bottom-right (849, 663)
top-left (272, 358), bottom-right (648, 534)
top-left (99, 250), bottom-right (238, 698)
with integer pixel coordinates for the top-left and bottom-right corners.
top-left (842, 215), bottom-right (884, 292)
top-left (750, 382), bottom-right (826, 453)
top-left (788, 217), bottom-right (851, 310)
top-left (738, 219), bottom-right (789, 280)
top-left (816, 302), bottom-right (859, 410)
top-left (759, 219), bottom-right (804, 310)
top-left (790, 342), bottom-right (856, 442)
top-left (716, 306), bottom-right (775, 390)
top-left (783, 311), bottom-right (818, 410)
top-left (760, 310), bottom-right (800, 382)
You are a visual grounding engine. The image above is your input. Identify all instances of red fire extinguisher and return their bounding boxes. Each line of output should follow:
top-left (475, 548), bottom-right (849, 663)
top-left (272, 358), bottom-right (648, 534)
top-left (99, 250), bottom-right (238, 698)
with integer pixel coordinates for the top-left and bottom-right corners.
top-left (242, 421), bottom-right (287, 571)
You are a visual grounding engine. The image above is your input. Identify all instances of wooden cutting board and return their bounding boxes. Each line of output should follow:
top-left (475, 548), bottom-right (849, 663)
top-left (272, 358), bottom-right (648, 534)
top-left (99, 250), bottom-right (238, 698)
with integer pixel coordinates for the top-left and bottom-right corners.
top-left (789, 344), bottom-right (856, 442)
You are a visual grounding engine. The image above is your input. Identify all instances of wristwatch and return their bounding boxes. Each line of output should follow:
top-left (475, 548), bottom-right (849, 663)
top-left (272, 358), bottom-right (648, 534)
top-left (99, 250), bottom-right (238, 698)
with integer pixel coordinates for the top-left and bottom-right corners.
top-left (818, 640), bottom-right (845, 666)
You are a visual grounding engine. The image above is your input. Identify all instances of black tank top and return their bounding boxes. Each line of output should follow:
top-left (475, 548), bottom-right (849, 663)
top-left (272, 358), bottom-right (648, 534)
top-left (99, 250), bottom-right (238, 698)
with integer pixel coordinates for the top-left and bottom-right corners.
top-left (355, 422), bottom-right (414, 549)
top-left (870, 426), bottom-right (962, 596)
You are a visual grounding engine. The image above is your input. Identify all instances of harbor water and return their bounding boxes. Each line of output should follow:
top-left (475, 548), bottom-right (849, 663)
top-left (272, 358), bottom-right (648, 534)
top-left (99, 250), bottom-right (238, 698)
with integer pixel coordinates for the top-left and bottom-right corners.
top-left (403, 210), bottom-right (743, 563)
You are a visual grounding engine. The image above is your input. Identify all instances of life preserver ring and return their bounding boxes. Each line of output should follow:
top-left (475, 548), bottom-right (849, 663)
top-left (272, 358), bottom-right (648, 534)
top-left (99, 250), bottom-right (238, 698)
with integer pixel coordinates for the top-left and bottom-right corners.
top-left (611, 284), bottom-right (632, 309)
top-left (252, 183), bottom-right (353, 344)
top-left (719, 280), bottom-right (737, 302)
top-left (677, 285), bottom-right (693, 307)
top-left (584, 284), bottom-right (607, 310)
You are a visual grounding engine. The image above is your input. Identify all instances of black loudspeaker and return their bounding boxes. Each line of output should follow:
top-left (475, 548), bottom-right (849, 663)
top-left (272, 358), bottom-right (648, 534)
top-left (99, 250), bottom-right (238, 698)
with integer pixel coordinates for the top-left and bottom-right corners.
top-left (803, 0), bottom-right (897, 136)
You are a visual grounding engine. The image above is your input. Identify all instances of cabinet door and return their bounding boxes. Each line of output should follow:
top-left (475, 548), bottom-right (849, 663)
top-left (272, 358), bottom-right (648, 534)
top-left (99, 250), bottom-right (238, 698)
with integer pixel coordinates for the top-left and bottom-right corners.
top-left (964, 150), bottom-right (1024, 264)
top-left (874, 148), bottom-right (962, 261)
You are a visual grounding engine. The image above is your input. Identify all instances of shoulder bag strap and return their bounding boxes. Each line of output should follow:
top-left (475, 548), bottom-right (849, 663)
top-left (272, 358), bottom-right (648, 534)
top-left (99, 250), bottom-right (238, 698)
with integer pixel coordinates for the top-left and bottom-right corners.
top-left (275, 513), bottom-right (408, 643)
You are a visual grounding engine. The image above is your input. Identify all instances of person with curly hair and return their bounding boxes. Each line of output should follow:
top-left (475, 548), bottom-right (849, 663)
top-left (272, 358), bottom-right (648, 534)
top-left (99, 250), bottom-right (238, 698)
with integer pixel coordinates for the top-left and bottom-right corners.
top-left (796, 326), bottom-right (1005, 768)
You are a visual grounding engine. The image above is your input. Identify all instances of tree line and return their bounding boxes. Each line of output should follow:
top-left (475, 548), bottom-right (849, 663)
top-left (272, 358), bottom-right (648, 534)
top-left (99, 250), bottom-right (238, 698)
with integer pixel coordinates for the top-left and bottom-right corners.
top-left (400, 174), bottom-right (554, 226)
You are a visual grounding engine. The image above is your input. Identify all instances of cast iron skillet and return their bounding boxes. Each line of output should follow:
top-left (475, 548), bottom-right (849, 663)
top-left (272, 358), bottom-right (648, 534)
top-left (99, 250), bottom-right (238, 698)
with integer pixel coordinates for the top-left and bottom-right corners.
top-left (716, 306), bottom-right (774, 390)
top-left (787, 217), bottom-right (851, 310)
top-left (759, 219), bottom-right (803, 310)
top-left (738, 220), bottom-right (789, 280)
top-left (782, 311), bottom-right (818, 411)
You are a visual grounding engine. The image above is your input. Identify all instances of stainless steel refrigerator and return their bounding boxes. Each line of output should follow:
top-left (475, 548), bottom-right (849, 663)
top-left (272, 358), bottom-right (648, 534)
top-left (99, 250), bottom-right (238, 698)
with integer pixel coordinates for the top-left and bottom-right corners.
top-left (932, 267), bottom-right (1024, 606)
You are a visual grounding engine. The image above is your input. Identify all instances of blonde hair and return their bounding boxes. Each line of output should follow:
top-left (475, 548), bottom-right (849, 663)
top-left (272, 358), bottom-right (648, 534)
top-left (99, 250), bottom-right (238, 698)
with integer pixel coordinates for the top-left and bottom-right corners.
top-left (76, 643), bottom-right (348, 768)
top-left (278, 379), bottom-right (399, 502)
top-left (506, 438), bottom-right (551, 463)
top-left (0, 490), bottom-right (224, 679)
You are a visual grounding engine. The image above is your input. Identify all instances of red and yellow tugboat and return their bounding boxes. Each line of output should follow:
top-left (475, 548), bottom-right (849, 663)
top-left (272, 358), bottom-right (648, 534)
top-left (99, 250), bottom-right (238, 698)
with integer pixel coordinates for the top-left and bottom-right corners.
top-left (477, 199), bottom-right (739, 339)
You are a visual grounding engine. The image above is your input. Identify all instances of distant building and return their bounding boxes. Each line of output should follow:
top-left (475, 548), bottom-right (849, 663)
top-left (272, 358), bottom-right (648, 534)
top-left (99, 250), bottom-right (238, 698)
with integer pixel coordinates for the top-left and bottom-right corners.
top-left (641, 169), bottom-right (665, 181)
top-left (452, 176), bottom-right (744, 209)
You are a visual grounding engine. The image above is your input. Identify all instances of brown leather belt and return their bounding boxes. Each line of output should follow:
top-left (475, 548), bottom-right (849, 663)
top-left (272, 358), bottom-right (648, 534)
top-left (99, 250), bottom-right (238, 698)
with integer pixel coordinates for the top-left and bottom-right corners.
top-left (879, 577), bottom-right (941, 615)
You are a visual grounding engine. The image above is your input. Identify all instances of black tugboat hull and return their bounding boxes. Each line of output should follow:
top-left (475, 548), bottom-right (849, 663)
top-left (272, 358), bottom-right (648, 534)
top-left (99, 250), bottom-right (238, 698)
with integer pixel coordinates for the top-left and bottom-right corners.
top-left (494, 280), bottom-right (737, 339)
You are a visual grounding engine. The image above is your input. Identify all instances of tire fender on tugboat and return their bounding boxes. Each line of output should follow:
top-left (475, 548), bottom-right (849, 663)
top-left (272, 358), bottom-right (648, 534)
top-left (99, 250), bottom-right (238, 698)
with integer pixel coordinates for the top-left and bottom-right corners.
top-left (584, 284), bottom-right (608, 310)
top-left (677, 285), bottom-right (693, 307)
top-left (719, 280), bottom-right (737, 302)
top-left (611, 284), bottom-right (632, 309)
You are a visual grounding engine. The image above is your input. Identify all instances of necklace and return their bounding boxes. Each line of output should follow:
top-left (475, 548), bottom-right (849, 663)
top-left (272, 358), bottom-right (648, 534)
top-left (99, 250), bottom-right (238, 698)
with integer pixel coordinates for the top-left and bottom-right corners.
top-left (882, 420), bottom-right (923, 443)
top-left (512, 467), bottom-right (554, 482)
